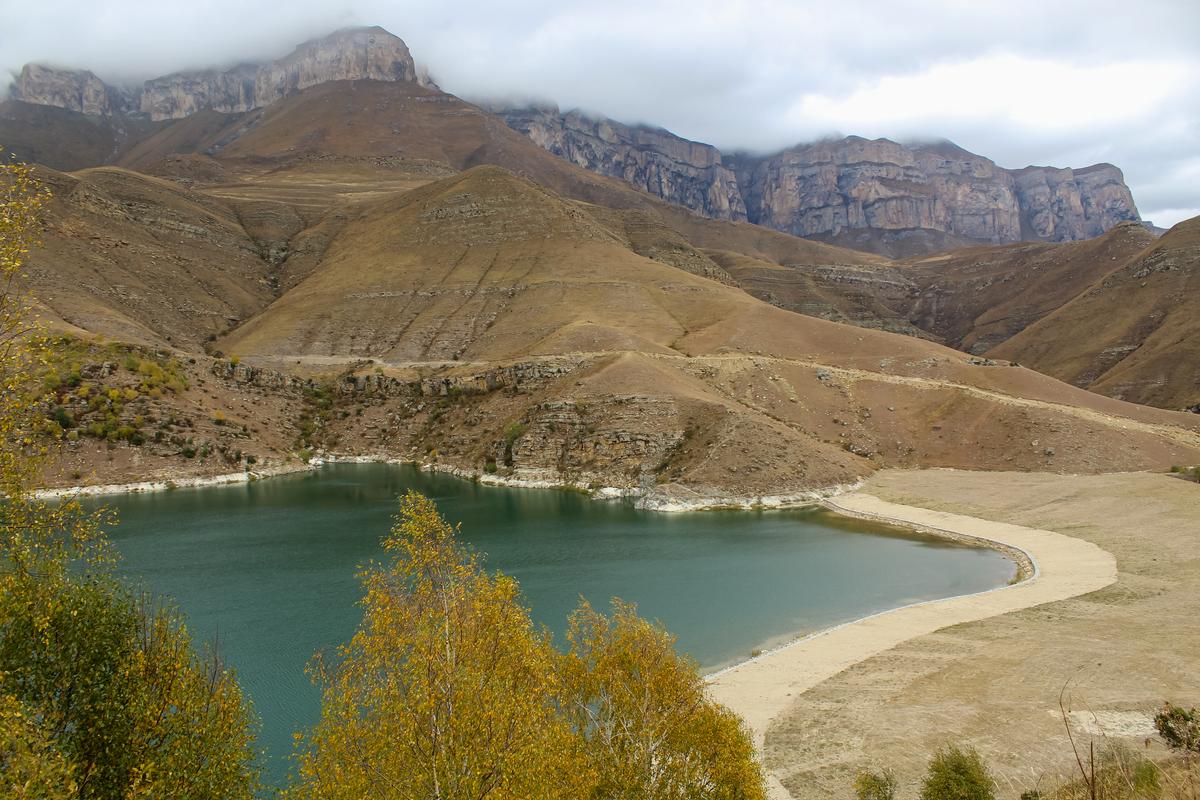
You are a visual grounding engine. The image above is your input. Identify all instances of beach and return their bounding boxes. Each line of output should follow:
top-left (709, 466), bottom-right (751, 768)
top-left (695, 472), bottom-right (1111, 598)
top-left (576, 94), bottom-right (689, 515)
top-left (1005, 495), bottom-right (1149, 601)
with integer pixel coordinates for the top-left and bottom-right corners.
top-left (710, 469), bottom-right (1199, 799)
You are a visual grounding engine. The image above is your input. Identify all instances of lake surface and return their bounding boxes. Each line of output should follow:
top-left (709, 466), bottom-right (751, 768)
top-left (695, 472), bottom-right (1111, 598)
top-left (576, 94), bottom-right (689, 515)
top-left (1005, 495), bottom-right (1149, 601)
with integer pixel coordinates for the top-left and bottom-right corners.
top-left (100, 463), bottom-right (1014, 785)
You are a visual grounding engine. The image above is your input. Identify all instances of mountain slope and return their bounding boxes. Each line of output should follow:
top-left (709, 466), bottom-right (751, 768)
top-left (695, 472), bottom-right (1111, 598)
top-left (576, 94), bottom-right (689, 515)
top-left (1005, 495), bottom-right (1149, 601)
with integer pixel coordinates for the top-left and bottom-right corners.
top-left (991, 217), bottom-right (1200, 409)
top-left (213, 166), bottom-right (1200, 498)
top-left (25, 165), bottom-right (274, 348)
top-left (898, 221), bottom-right (1158, 352)
top-left (0, 100), bottom-right (163, 171)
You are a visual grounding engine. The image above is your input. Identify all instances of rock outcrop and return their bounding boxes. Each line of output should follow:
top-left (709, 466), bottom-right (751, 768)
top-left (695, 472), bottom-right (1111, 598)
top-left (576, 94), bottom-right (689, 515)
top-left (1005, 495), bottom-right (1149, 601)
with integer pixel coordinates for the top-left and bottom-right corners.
top-left (498, 108), bottom-right (1144, 254)
top-left (10, 27), bottom-right (428, 122)
top-left (139, 27), bottom-right (420, 120)
top-left (731, 138), bottom-right (1024, 248)
top-left (496, 104), bottom-right (747, 221)
top-left (1012, 164), bottom-right (1141, 241)
top-left (11, 64), bottom-right (136, 115)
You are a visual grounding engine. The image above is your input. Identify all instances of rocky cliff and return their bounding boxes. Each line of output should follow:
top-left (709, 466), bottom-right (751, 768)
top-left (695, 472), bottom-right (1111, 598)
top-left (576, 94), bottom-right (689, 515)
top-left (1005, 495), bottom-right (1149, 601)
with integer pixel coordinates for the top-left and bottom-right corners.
top-left (9, 27), bottom-right (1144, 253)
top-left (498, 108), bottom-right (1144, 254)
top-left (496, 104), bottom-right (747, 221)
top-left (11, 64), bottom-right (137, 116)
top-left (731, 138), bottom-right (1024, 249)
top-left (10, 27), bottom-right (428, 122)
top-left (1012, 164), bottom-right (1141, 241)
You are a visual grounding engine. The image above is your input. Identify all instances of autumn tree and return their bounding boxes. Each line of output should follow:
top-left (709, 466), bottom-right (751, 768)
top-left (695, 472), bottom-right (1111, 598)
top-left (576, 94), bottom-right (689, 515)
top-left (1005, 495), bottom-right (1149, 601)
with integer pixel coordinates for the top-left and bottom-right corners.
top-left (561, 600), bottom-right (765, 800)
top-left (854, 769), bottom-right (898, 800)
top-left (291, 491), bottom-right (765, 800)
top-left (291, 491), bottom-right (588, 800)
top-left (0, 157), bottom-right (260, 799)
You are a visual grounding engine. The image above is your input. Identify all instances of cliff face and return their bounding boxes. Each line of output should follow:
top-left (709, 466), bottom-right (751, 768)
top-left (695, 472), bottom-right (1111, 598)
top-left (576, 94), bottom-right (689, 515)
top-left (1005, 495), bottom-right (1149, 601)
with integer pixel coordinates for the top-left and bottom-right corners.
top-left (1013, 164), bottom-right (1141, 241)
top-left (12, 64), bottom-right (137, 115)
top-left (497, 105), bottom-right (747, 221)
top-left (11, 27), bottom-right (424, 122)
top-left (498, 108), bottom-right (1144, 254)
top-left (139, 27), bottom-right (419, 120)
top-left (9, 27), bottom-right (1144, 254)
top-left (732, 138), bottom-right (1023, 246)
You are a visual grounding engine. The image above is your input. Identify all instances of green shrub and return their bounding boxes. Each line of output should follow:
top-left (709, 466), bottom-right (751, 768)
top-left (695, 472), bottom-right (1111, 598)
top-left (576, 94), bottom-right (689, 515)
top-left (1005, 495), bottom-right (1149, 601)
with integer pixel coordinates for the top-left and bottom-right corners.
top-left (503, 422), bottom-right (528, 446)
top-left (502, 422), bottom-right (528, 466)
top-left (51, 406), bottom-right (74, 429)
top-left (855, 769), bottom-right (897, 800)
top-left (920, 746), bottom-right (995, 800)
top-left (1156, 702), bottom-right (1200, 752)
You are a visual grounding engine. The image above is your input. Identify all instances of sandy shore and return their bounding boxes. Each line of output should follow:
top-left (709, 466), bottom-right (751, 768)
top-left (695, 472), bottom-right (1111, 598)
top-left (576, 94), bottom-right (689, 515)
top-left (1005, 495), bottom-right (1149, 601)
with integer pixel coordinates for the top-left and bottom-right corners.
top-left (708, 488), bottom-right (1118, 799)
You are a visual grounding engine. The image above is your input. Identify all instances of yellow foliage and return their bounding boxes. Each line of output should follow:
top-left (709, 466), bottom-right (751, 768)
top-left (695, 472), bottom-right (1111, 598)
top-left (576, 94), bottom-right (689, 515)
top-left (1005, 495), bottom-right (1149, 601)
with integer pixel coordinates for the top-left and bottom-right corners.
top-left (0, 694), bottom-right (77, 800)
top-left (291, 492), bottom-right (589, 800)
top-left (0, 157), bottom-right (260, 798)
top-left (290, 492), bottom-right (766, 800)
top-left (562, 600), bottom-right (767, 800)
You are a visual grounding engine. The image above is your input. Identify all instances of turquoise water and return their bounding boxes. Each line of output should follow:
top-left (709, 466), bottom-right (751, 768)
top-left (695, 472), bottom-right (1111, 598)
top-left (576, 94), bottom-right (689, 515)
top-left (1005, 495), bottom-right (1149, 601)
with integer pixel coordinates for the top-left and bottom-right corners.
top-left (99, 463), bottom-right (1014, 785)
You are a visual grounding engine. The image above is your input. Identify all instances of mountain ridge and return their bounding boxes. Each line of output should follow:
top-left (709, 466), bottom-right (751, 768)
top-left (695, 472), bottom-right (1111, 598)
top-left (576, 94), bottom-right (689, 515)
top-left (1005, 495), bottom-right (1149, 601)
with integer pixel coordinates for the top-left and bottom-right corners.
top-left (497, 105), bottom-right (1144, 256)
top-left (10, 26), bottom-right (438, 121)
top-left (7, 25), bottom-right (1145, 257)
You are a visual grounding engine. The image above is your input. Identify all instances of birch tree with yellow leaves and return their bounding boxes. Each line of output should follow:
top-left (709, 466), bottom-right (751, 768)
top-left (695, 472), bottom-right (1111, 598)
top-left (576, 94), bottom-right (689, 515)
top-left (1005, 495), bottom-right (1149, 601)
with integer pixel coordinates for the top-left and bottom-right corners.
top-left (292, 491), bottom-right (765, 800)
top-left (292, 491), bottom-right (591, 800)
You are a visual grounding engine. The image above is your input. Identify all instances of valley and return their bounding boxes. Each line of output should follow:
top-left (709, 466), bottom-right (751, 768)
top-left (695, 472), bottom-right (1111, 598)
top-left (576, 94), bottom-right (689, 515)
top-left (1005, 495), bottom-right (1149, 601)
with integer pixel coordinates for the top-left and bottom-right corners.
top-left (2, 20), bottom-right (1199, 800)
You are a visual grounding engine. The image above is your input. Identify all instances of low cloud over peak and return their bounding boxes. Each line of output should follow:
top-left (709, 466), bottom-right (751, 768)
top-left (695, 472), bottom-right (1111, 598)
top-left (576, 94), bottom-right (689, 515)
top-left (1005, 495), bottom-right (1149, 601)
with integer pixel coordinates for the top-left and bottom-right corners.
top-left (4, 0), bottom-right (1197, 226)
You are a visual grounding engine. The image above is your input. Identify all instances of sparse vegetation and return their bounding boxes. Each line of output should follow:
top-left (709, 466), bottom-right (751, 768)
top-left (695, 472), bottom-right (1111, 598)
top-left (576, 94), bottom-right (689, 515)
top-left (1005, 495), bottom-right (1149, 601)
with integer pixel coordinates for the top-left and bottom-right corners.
top-left (502, 421), bottom-right (528, 466)
top-left (34, 336), bottom-right (190, 450)
top-left (1156, 702), bottom-right (1200, 753)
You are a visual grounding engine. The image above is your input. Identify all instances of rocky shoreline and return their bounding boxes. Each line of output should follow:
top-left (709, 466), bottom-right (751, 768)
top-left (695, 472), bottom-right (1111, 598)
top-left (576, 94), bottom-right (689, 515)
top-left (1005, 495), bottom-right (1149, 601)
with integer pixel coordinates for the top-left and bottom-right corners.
top-left (33, 448), bottom-right (866, 512)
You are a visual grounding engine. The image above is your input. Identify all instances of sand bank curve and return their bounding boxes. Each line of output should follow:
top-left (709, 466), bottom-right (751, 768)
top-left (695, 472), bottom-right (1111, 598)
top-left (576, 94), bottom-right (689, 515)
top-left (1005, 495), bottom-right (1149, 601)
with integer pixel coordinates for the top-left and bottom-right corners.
top-left (707, 491), bottom-right (1118, 797)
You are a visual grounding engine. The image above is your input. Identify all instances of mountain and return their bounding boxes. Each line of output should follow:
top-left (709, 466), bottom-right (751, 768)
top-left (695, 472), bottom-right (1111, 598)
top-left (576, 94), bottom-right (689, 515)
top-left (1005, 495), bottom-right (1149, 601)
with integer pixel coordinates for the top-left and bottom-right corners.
top-left (496, 107), bottom-right (1144, 257)
top-left (4, 21), bottom-right (1197, 477)
top-left (494, 103), bottom-right (747, 221)
top-left (10, 27), bottom-right (436, 121)
top-left (7, 27), bottom-right (1144, 259)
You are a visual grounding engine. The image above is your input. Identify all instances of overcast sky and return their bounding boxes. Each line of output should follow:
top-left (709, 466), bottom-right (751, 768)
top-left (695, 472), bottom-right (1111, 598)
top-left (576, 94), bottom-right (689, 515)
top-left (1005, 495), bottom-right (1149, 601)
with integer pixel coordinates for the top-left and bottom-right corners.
top-left (2, 0), bottom-right (1197, 226)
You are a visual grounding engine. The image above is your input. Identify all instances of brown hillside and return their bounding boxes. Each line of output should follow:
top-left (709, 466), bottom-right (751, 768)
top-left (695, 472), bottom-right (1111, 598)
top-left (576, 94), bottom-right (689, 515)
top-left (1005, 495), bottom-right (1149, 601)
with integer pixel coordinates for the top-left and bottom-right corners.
top-left (0, 100), bottom-right (163, 171)
top-left (116, 78), bottom-right (912, 333)
top-left (25, 165), bottom-right (274, 348)
top-left (213, 167), bottom-right (1200, 498)
top-left (898, 221), bottom-right (1157, 352)
top-left (992, 216), bottom-right (1200, 410)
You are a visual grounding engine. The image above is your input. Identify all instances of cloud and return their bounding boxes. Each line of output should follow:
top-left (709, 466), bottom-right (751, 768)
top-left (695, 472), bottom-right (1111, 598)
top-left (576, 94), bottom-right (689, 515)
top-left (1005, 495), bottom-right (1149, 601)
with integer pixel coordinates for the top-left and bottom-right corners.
top-left (1, 0), bottom-right (1196, 225)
